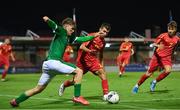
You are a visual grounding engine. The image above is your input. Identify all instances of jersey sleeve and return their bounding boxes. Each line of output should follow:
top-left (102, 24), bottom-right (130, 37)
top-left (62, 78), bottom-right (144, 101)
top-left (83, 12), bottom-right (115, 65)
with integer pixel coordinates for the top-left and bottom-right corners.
top-left (155, 34), bottom-right (164, 44)
top-left (120, 43), bottom-right (125, 51)
top-left (47, 19), bottom-right (63, 34)
top-left (72, 35), bottom-right (94, 43)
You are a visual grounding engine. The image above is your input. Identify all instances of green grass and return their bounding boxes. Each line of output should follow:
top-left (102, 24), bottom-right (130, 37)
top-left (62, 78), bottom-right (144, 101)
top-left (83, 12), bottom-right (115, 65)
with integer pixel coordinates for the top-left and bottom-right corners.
top-left (0, 72), bottom-right (180, 109)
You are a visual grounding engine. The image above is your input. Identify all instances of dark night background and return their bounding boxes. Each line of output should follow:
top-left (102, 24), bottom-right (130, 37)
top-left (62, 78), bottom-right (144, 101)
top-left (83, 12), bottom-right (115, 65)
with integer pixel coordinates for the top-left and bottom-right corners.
top-left (0, 0), bottom-right (179, 37)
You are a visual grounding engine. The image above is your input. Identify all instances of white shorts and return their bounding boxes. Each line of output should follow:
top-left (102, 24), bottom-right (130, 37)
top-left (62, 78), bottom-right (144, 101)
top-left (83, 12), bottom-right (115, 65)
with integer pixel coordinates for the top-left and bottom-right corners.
top-left (38, 60), bottom-right (76, 85)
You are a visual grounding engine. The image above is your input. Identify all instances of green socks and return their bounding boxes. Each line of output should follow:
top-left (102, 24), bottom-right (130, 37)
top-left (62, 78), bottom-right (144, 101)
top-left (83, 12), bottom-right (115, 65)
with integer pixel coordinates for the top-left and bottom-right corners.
top-left (15, 93), bottom-right (30, 104)
top-left (74, 84), bottom-right (81, 97)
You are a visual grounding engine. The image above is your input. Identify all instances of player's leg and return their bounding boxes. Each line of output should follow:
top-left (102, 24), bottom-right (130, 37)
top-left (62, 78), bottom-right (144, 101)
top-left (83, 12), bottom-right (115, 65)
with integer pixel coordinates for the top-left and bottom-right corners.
top-left (132, 56), bottom-right (158, 93)
top-left (94, 69), bottom-right (109, 101)
top-left (10, 60), bottom-right (56, 107)
top-left (52, 60), bottom-right (89, 105)
top-left (1, 60), bottom-right (9, 81)
top-left (150, 65), bottom-right (171, 92)
top-left (58, 76), bottom-right (74, 96)
top-left (117, 55), bottom-right (123, 76)
top-left (58, 61), bottom-right (87, 96)
top-left (72, 67), bottom-right (89, 105)
top-left (10, 72), bottom-right (54, 107)
top-left (119, 62), bottom-right (126, 77)
top-left (89, 59), bottom-right (109, 100)
top-left (95, 69), bottom-right (109, 95)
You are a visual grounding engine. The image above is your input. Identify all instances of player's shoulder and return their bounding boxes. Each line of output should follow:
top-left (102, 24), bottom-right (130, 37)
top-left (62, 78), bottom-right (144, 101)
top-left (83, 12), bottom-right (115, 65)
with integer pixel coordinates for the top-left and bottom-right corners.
top-left (88, 32), bottom-right (96, 36)
top-left (159, 32), bottom-right (168, 37)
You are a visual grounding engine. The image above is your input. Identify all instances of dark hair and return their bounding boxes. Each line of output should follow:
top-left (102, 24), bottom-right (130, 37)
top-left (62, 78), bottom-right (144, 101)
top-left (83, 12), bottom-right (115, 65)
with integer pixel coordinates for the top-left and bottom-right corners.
top-left (168, 20), bottom-right (177, 27)
top-left (100, 23), bottom-right (111, 31)
top-left (62, 17), bottom-right (75, 26)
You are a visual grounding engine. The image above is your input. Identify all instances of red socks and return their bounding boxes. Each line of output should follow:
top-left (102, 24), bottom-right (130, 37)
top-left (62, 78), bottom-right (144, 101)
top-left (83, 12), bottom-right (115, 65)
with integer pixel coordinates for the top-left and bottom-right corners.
top-left (138, 74), bottom-right (149, 86)
top-left (102, 80), bottom-right (109, 95)
top-left (64, 80), bottom-right (74, 87)
top-left (156, 72), bottom-right (170, 82)
top-left (2, 70), bottom-right (7, 79)
top-left (120, 66), bottom-right (125, 73)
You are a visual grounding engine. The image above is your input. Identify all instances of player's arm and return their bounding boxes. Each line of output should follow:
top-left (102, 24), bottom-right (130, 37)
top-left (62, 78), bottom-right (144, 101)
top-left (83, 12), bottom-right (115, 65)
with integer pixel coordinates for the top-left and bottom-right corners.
top-left (131, 48), bottom-right (134, 55)
top-left (120, 43), bottom-right (128, 51)
top-left (149, 35), bottom-right (164, 49)
top-left (74, 32), bottom-right (102, 43)
top-left (130, 44), bottom-right (134, 55)
top-left (43, 16), bottom-right (61, 31)
top-left (80, 42), bottom-right (92, 52)
top-left (99, 49), bottom-right (104, 67)
top-left (10, 52), bottom-right (15, 62)
top-left (0, 45), bottom-right (2, 54)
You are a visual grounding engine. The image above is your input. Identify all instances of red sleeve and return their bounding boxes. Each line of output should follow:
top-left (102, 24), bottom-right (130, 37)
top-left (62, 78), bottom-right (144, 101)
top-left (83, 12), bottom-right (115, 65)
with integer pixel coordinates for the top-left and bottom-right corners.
top-left (155, 34), bottom-right (164, 44)
top-left (129, 42), bottom-right (133, 48)
top-left (120, 42), bottom-right (125, 51)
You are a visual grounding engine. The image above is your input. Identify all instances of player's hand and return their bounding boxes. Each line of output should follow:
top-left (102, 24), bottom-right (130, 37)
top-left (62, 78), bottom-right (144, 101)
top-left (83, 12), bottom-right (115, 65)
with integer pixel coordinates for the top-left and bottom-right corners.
top-left (89, 50), bottom-right (97, 54)
top-left (94, 32), bottom-right (103, 37)
top-left (157, 43), bottom-right (164, 50)
top-left (43, 16), bottom-right (49, 22)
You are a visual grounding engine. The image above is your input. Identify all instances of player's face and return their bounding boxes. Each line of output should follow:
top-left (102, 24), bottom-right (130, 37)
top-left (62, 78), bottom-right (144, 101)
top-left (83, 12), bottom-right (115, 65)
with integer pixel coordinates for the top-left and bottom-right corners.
top-left (168, 25), bottom-right (177, 36)
top-left (124, 38), bottom-right (129, 42)
top-left (99, 27), bottom-right (109, 37)
top-left (65, 24), bottom-right (75, 36)
top-left (4, 39), bottom-right (10, 44)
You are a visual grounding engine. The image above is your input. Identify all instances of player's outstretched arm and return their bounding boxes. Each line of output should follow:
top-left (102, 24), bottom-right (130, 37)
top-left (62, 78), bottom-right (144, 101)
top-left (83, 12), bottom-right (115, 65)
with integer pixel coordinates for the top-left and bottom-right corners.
top-left (43, 16), bottom-right (58, 30)
top-left (74, 32), bottom-right (102, 43)
top-left (10, 52), bottom-right (16, 62)
top-left (131, 49), bottom-right (134, 55)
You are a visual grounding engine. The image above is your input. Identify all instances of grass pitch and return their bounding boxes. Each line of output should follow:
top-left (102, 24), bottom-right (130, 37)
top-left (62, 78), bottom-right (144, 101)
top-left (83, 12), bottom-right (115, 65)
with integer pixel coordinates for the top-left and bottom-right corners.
top-left (0, 71), bottom-right (180, 109)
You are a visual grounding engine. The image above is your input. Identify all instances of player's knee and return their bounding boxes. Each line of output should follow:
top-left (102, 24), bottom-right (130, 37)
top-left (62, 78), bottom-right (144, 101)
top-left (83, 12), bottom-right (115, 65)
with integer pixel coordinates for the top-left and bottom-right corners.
top-left (97, 70), bottom-right (106, 79)
top-left (145, 72), bottom-right (152, 77)
top-left (75, 68), bottom-right (83, 74)
top-left (4, 66), bottom-right (9, 70)
top-left (164, 68), bottom-right (171, 73)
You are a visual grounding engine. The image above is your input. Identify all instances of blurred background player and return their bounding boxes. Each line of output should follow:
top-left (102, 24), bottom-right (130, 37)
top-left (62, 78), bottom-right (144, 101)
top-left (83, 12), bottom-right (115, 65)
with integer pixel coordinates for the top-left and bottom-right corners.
top-left (63, 45), bottom-right (74, 62)
top-left (0, 38), bottom-right (15, 81)
top-left (63, 45), bottom-right (74, 76)
top-left (116, 37), bottom-right (134, 77)
top-left (59, 23), bottom-right (111, 101)
top-left (10, 16), bottom-right (101, 107)
top-left (132, 21), bottom-right (180, 93)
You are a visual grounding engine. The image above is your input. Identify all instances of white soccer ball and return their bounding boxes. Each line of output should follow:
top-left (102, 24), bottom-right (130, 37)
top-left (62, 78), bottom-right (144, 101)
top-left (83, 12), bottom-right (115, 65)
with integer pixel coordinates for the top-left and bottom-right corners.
top-left (107, 91), bottom-right (120, 104)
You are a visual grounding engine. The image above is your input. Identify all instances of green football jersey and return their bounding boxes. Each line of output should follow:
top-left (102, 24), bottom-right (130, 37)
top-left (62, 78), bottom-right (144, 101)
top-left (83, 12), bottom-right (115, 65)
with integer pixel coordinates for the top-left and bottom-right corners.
top-left (46, 19), bottom-right (94, 61)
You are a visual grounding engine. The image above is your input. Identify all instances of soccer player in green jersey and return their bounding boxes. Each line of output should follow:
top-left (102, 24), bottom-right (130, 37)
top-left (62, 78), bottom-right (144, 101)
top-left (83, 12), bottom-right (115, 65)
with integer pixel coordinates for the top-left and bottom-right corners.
top-left (10, 16), bottom-right (101, 107)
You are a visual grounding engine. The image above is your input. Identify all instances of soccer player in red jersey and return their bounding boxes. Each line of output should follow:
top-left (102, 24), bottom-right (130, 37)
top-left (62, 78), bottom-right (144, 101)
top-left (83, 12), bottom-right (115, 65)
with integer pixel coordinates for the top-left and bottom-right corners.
top-left (132, 21), bottom-right (180, 93)
top-left (59, 23), bottom-right (111, 101)
top-left (117, 37), bottom-right (134, 77)
top-left (0, 38), bottom-right (16, 81)
top-left (63, 45), bottom-right (74, 62)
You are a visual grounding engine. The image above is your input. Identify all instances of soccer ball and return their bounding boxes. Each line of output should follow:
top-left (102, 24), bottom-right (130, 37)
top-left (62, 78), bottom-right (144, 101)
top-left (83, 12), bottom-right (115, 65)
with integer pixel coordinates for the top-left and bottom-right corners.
top-left (107, 91), bottom-right (120, 104)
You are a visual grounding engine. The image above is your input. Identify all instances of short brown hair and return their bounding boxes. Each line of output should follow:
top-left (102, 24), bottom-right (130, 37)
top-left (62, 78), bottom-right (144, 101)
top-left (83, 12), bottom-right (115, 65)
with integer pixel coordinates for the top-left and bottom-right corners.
top-left (168, 20), bottom-right (177, 27)
top-left (100, 23), bottom-right (111, 31)
top-left (62, 17), bottom-right (75, 26)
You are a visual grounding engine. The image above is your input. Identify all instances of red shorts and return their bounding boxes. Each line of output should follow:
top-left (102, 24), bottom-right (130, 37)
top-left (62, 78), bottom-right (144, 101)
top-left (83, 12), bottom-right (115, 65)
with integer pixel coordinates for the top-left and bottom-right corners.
top-left (77, 58), bottom-right (103, 74)
top-left (0, 58), bottom-right (9, 67)
top-left (148, 55), bottom-right (172, 73)
top-left (117, 54), bottom-right (131, 65)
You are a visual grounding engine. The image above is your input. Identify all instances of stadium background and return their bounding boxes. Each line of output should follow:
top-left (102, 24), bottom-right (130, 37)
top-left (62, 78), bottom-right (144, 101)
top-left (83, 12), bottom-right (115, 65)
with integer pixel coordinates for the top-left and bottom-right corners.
top-left (0, 1), bottom-right (180, 73)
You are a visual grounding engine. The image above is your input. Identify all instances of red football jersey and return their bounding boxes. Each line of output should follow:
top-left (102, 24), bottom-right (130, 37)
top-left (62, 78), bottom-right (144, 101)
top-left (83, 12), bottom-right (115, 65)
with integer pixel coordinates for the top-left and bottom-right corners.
top-left (76, 33), bottom-right (105, 62)
top-left (155, 33), bottom-right (179, 57)
top-left (120, 42), bottom-right (133, 55)
top-left (63, 45), bottom-right (73, 62)
top-left (0, 44), bottom-right (12, 60)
